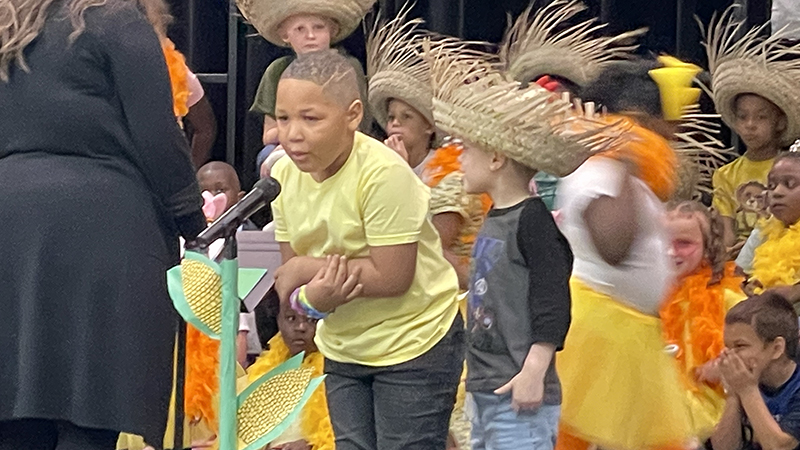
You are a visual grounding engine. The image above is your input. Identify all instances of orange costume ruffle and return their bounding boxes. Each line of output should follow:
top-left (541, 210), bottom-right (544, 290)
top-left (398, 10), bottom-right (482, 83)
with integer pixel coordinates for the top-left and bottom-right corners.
top-left (600, 114), bottom-right (678, 201)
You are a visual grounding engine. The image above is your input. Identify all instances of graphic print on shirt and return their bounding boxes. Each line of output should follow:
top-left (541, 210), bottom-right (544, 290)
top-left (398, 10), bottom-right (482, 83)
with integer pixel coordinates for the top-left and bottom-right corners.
top-left (734, 181), bottom-right (769, 240)
top-left (469, 235), bottom-right (505, 352)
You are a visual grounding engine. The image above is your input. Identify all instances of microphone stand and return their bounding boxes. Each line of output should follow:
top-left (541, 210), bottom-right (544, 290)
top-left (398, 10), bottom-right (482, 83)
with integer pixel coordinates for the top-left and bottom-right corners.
top-left (217, 233), bottom-right (239, 450)
top-left (174, 318), bottom-right (186, 450)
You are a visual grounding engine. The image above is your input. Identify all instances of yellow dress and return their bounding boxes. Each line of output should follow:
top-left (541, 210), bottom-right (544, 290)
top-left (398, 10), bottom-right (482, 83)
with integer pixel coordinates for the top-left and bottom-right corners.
top-left (557, 279), bottom-right (693, 450)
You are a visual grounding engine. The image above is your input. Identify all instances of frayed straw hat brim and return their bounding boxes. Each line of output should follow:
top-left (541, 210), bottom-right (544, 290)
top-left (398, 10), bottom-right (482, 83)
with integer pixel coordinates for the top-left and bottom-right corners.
top-left (237, 0), bottom-right (376, 46)
top-left (713, 60), bottom-right (800, 147)
top-left (432, 98), bottom-right (611, 177)
top-left (369, 71), bottom-right (434, 131)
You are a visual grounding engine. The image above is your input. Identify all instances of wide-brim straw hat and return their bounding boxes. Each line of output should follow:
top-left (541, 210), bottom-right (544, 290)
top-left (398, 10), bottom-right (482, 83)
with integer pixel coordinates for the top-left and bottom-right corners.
top-left (366, 9), bottom-right (435, 130)
top-left (237, 0), bottom-right (377, 47)
top-left (705, 7), bottom-right (800, 147)
top-left (425, 41), bottom-right (627, 177)
top-left (499, 0), bottom-right (645, 86)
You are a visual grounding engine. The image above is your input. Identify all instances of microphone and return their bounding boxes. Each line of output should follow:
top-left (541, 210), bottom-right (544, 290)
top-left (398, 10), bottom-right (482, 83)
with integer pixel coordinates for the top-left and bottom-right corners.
top-left (193, 177), bottom-right (281, 248)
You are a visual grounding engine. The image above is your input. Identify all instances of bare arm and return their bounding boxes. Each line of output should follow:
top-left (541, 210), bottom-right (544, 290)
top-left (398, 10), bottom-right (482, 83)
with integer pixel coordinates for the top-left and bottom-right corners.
top-left (582, 171), bottom-right (638, 266)
top-left (711, 394), bottom-right (744, 450)
top-left (494, 343), bottom-right (556, 412)
top-left (432, 212), bottom-right (468, 290)
top-left (274, 242), bottom-right (417, 301)
top-left (740, 386), bottom-right (799, 450)
top-left (184, 96), bottom-right (217, 168)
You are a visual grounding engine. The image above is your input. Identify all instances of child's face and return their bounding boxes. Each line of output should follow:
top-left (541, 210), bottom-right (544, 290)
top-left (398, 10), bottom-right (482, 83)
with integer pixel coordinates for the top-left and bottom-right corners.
top-left (279, 14), bottom-right (334, 54)
top-left (278, 303), bottom-right (318, 357)
top-left (733, 94), bottom-right (787, 152)
top-left (459, 139), bottom-right (495, 194)
top-left (385, 99), bottom-right (434, 152)
top-left (724, 322), bottom-right (784, 379)
top-left (197, 169), bottom-right (243, 212)
top-left (275, 79), bottom-right (362, 178)
top-left (665, 212), bottom-right (706, 279)
top-left (767, 158), bottom-right (800, 226)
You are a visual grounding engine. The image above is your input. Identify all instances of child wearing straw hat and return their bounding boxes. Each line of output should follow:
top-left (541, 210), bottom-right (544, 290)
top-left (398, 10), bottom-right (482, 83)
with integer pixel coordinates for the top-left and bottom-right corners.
top-left (706, 7), bottom-right (800, 255)
top-left (497, 0), bottom-right (645, 211)
top-left (269, 49), bottom-right (464, 450)
top-left (423, 38), bottom-right (629, 450)
top-left (365, 8), bottom-right (491, 291)
top-left (552, 58), bottom-right (698, 450)
top-left (237, 0), bottom-right (374, 149)
top-left (365, 12), bottom-right (492, 449)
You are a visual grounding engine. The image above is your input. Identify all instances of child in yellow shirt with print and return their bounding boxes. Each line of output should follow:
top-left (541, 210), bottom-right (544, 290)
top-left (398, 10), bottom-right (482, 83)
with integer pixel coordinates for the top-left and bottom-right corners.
top-left (707, 9), bottom-right (800, 253)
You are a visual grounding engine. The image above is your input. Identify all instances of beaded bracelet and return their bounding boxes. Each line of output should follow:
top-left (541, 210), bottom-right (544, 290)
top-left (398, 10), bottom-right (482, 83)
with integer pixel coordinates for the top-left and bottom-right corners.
top-left (289, 285), bottom-right (329, 320)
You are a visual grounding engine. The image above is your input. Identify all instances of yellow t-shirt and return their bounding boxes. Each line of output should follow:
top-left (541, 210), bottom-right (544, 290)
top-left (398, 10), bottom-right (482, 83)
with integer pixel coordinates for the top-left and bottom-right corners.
top-left (712, 155), bottom-right (774, 242)
top-left (271, 132), bottom-right (460, 366)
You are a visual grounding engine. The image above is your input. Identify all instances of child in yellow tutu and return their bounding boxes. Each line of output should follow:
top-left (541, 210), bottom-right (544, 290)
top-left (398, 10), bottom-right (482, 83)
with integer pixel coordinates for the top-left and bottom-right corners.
top-left (553, 59), bottom-right (693, 450)
top-left (660, 201), bottom-right (745, 441)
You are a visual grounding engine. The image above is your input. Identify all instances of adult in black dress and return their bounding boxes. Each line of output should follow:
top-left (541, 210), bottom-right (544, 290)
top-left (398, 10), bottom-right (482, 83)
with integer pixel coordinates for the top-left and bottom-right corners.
top-left (0, 0), bottom-right (206, 448)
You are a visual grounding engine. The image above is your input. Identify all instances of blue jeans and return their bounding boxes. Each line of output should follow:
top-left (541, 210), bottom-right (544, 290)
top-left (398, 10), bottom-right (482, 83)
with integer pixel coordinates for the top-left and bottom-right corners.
top-left (468, 392), bottom-right (560, 450)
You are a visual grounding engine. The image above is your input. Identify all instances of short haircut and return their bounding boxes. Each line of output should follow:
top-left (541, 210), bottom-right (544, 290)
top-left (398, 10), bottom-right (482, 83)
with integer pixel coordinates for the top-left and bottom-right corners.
top-left (726, 292), bottom-right (799, 358)
top-left (280, 49), bottom-right (360, 108)
top-left (197, 161), bottom-right (241, 191)
top-left (579, 59), bottom-right (663, 118)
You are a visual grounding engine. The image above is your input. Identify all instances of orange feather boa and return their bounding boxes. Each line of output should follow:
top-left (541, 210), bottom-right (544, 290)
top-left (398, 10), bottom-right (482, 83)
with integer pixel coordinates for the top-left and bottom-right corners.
top-left (660, 262), bottom-right (743, 390)
top-left (599, 115), bottom-right (678, 202)
top-left (161, 38), bottom-right (190, 118)
top-left (184, 325), bottom-right (219, 432)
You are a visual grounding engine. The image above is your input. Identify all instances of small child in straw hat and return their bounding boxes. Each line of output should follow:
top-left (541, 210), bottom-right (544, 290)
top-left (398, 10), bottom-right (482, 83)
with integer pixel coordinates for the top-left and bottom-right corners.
top-left (422, 33), bottom-right (628, 449)
top-left (706, 7), bottom-right (800, 255)
top-left (237, 0), bottom-right (375, 152)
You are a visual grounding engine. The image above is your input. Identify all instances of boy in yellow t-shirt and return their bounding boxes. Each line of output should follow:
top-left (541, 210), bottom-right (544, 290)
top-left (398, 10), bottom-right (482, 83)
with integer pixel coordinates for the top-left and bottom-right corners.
top-left (712, 93), bottom-right (786, 252)
top-left (269, 50), bottom-right (463, 450)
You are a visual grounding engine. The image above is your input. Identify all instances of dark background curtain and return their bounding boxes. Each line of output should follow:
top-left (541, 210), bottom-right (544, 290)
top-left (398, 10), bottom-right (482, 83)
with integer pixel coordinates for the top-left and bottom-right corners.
top-left (166, 0), bottom-right (771, 189)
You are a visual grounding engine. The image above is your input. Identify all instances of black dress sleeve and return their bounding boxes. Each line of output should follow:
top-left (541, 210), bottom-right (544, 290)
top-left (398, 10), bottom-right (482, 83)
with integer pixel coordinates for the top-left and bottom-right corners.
top-left (516, 198), bottom-right (573, 350)
top-left (91, 5), bottom-right (206, 240)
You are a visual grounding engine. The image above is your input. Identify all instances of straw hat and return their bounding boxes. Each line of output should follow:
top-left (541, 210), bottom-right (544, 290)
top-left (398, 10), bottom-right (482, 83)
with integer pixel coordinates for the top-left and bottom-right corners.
top-left (424, 40), bottom-right (627, 177)
top-left (705, 7), bottom-right (800, 147)
top-left (671, 106), bottom-right (736, 201)
top-left (499, 0), bottom-right (645, 87)
top-left (237, 0), bottom-right (377, 47)
top-left (366, 6), bottom-right (434, 130)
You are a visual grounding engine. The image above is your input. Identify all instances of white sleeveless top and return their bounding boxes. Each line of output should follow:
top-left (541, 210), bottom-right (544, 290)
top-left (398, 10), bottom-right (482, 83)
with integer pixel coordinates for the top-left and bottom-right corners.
top-left (556, 158), bottom-right (673, 316)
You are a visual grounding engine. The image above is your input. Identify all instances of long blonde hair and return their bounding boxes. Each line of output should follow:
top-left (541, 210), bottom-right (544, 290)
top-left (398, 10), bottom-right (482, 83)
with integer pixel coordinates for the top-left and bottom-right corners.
top-left (0, 0), bottom-right (171, 81)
